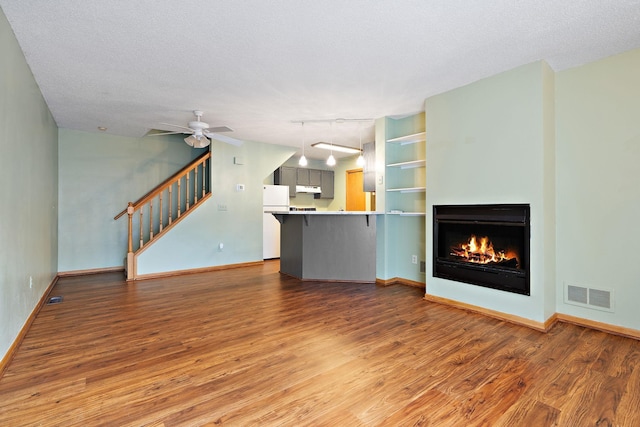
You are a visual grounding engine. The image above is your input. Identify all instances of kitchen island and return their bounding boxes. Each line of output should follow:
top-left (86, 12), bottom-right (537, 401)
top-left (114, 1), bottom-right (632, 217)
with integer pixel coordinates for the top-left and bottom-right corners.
top-left (269, 211), bottom-right (377, 282)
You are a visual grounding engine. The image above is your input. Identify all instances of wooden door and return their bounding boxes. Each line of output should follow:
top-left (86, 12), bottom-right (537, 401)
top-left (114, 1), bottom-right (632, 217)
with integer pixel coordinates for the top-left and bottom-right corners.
top-left (346, 169), bottom-right (366, 211)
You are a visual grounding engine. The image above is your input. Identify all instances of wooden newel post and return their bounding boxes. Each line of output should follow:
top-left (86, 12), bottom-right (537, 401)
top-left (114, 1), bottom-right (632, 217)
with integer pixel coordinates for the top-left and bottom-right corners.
top-left (126, 202), bottom-right (135, 281)
top-left (127, 202), bottom-right (134, 253)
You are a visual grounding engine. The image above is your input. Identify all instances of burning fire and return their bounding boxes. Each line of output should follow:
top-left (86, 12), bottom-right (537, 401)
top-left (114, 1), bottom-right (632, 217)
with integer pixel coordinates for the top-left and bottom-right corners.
top-left (450, 235), bottom-right (519, 267)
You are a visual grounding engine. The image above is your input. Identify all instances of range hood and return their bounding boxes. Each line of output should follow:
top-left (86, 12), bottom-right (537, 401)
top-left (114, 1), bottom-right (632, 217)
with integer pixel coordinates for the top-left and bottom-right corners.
top-left (296, 185), bottom-right (322, 194)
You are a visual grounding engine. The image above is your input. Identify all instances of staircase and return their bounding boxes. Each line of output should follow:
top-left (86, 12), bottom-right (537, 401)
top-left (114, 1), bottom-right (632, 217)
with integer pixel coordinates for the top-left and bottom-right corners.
top-left (114, 151), bottom-right (211, 280)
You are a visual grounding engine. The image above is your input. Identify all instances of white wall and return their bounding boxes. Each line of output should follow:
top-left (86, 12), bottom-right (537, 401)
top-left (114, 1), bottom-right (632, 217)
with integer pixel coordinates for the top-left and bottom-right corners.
top-left (556, 48), bottom-right (640, 329)
top-left (1, 9), bottom-right (58, 361)
top-left (424, 62), bottom-right (555, 323)
top-left (57, 129), bottom-right (204, 272)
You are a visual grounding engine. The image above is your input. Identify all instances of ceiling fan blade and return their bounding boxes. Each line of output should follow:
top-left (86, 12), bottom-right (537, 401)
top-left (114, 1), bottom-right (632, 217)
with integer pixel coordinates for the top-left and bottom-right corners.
top-left (160, 122), bottom-right (195, 132)
top-left (207, 126), bottom-right (234, 133)
top-left (146, 130), bottom-right (185, 136)
top-left (206, 132), bottom-right (243, 146)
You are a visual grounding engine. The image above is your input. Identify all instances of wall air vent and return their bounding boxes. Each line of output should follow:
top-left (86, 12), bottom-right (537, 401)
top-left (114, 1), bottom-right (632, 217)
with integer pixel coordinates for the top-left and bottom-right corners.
top-left (565, 284), bottom-right (613, 312)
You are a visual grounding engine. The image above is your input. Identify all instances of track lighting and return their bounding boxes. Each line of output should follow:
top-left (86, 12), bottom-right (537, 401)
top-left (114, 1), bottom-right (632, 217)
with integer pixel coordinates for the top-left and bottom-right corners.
top-left (326, 122), bottom-right (336, 166)
top-left (299, 122), bottom-right (308, 166)
top-left (356, 122), bottom-right (365, 166)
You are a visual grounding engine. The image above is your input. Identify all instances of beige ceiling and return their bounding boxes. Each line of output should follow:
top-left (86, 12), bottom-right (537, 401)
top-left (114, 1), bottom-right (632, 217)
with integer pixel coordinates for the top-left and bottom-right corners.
top-left (2, 1), bottom-right (640, 159)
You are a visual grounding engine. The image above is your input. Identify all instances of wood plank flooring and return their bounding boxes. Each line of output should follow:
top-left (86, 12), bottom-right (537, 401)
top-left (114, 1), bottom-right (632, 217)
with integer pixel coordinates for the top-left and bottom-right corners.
top-left (1, 260), bottom-right (639, 426)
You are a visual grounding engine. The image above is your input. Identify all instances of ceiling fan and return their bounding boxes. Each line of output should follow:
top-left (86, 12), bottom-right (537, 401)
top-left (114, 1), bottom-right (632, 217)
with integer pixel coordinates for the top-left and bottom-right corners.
top-left (152, 110), bottom-right (243, 148)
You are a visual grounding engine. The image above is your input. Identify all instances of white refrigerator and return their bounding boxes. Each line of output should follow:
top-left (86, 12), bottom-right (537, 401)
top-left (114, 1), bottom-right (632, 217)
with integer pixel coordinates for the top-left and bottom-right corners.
top-left (263, 185), bottom-right (290, 259)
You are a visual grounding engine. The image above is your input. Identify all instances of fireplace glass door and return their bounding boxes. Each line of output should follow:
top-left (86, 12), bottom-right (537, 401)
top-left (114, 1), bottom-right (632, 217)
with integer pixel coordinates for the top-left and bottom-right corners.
top-left (433, 204), bottom-right (530, 295)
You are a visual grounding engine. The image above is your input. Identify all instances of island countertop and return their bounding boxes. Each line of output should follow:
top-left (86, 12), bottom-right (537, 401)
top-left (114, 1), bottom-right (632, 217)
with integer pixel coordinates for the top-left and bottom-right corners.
top-left (266, 210), bottom-right (380, 215)
top-left (273, 211), bottom-right (377, 282)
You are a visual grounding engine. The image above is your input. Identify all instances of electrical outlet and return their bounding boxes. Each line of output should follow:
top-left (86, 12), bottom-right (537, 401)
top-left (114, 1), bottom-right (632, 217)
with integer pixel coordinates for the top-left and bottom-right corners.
top-left (411, 255), bottom-right (418, 264)
top-left (29, 276), bottom-right (33, 288)
top-left (217, 204), bottom-right (228, 211)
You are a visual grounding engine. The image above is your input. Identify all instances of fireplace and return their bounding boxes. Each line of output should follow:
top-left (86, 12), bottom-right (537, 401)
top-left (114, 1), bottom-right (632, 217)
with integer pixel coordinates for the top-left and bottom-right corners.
top-left (433, 204), bottom-right (530, 295)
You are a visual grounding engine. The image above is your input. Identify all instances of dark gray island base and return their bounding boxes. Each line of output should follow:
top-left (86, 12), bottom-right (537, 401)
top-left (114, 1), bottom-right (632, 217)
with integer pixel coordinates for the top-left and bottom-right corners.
top-left (272, 212), bottom-right (377, 282)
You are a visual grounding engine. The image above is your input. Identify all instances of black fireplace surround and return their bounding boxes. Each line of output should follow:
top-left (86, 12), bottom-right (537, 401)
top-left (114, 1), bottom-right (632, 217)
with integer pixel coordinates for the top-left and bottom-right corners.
top-left (433, 204), bottom-right (530, 295)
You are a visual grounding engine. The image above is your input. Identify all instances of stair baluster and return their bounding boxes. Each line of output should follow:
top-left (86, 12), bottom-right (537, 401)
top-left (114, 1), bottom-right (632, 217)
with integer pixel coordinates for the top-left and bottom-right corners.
top-left (115, 151), bottom-right (212, 280)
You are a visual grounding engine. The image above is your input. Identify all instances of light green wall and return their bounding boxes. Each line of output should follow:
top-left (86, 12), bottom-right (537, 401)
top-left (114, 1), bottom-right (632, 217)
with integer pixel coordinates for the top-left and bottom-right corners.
top-left (1, 9), bottom-right (58, 361)
top-left (425, 62), bottom-right (554, 322)
top-left (541, 62), bottom-right (557, 320)
top-left (57, 129), bottom-right (205, 272)
top-left (556, 48), bottom-right (640, 329)
top-left (136, 139), bottom-right (295, 275)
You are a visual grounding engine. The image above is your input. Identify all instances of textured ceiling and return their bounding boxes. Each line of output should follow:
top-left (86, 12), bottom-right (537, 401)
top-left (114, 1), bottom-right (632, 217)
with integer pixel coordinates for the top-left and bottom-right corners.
top-left (2, 1), bottom-right (640, 159)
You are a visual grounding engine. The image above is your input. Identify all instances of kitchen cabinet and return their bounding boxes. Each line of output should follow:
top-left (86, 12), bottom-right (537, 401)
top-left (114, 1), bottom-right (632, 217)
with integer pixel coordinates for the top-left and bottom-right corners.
top-left (309, 169), bottom-right (322, 186)
top-left (274, 166), bottom-right (297, 197)
top-left (276, 166), bottom-right (334, 199)
top-left (296, 168), bottom-right (309, 186)
top-left (296, 168), bottom-right (322, 186)
top-left (317, 170), bottom-right (334, 199)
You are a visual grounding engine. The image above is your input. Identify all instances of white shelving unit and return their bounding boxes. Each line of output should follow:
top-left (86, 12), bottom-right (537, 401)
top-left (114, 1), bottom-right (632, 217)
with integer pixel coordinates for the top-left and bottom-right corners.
top-left (386, 211), bottom-right (426, 216)
top-left (386, 131), bottom-right (426, 145)
top-left (386, 187), bottom-right (426, 193)
top-left (377, 113), bottom-right (427, 284)
top-left (385, 130), bottom-right (426, 214)
top-left (386, 159), bottom-right (426, 169)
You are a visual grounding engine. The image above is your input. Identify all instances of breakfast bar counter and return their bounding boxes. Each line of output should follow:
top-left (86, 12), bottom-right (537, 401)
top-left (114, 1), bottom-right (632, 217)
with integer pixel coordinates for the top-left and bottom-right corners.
top-left (269, 211), bottom-right (377, 282)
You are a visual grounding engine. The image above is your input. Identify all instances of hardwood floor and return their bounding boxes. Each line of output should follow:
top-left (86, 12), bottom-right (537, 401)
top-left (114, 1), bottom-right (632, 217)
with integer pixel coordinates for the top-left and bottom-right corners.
top-left (1, 260), bottom-right (638, 426)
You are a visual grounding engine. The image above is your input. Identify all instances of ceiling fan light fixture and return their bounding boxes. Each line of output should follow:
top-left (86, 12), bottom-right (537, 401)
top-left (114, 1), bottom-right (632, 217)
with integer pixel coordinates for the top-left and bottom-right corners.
top-left (159, 110), bottom-right (241, 147)
top-left (184, 135), bottom-right (196, 147)
top-left (184, 134), bottom-right (210, 148)
top-left (194, 135), bottom-right (211, 148)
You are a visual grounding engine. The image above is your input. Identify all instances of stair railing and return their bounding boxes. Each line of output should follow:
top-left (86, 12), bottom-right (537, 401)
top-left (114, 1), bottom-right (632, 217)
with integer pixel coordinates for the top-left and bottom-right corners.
top-left (114, 151), bottom-right (211, 279)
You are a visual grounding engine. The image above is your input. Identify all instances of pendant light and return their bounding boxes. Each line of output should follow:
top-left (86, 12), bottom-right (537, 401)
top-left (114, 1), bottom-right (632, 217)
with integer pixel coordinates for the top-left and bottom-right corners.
top-left (298, 122), bottom-right (308, 166)
top-left (356, 122), bottom-right (365, 166)
top-left (327, 122), bottom-right (336, 166)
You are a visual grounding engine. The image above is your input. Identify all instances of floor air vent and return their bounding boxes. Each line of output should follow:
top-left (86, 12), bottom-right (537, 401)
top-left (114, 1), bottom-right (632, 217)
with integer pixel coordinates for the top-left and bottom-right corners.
top-left (47, 296), bottom-right (63, 305)
top-left (566, 284), bottom-right (613, 312)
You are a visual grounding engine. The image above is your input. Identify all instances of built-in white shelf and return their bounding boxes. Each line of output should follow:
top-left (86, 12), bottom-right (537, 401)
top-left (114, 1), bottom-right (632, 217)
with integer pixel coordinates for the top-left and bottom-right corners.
top-left (387, 211), bottom-right (426, 216)
top-left (386, 159), bottom-right (426, 169)
top-left (386, 131), bottom-right (426, 145)
top-left (386, 186), bottom-right (426, 193)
